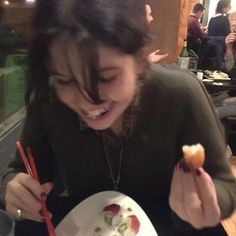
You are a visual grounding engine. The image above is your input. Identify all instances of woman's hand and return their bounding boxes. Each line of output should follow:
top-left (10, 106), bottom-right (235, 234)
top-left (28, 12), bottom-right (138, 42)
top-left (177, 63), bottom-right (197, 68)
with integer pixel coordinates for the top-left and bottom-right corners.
top-left (147, 49), bottom-right (168, 63)
top-left (5, 173), bottom-right (54, 222)
top-left (169, 159), bottom-right (221, 229)
top-left (225, 33), bottom-right (236, 47)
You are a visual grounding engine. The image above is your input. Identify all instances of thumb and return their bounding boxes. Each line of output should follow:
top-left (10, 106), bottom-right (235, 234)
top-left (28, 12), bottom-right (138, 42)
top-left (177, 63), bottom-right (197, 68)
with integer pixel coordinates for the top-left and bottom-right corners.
top-left (42, 182), bottom-right (54, 195)
top-left (154, 49), bottom-right (160, 54)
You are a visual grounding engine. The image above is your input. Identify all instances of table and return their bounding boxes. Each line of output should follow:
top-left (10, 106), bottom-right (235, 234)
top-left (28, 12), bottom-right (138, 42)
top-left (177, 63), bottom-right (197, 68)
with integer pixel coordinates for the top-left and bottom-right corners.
top-left (203, 79), bottom-right (236, 94)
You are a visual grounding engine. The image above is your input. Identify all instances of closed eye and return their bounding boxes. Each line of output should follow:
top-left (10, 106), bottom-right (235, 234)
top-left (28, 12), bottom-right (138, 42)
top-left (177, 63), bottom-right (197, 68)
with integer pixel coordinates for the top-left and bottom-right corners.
top-left (99, 75), bottom-right (117, 84)
top-left (49, 75), bottom-right (75, 86)
top-left (57, 79), bottom-right (74, 85)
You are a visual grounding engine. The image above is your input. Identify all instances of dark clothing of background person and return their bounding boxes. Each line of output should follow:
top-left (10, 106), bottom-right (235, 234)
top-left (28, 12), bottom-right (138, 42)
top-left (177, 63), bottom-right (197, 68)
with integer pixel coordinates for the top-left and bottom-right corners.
top-left (187, 15), bottom-right (205, 53)
top-left (1, 64), bottom-right (235, 236)
top-left (208, 14), bottom-right (230, 37)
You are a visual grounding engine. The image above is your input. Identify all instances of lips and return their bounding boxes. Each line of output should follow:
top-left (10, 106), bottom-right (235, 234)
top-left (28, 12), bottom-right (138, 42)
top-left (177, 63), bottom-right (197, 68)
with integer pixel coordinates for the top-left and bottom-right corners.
top-left (85, 107), bottom-right (109, 119)
top-left (82, 102), bottom-right (114, 120)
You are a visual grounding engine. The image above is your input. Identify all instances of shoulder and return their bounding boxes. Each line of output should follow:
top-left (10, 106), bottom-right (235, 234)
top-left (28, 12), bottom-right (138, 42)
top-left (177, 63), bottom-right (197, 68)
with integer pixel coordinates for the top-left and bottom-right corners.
top-left (142, 64), bottom-right (203, 99)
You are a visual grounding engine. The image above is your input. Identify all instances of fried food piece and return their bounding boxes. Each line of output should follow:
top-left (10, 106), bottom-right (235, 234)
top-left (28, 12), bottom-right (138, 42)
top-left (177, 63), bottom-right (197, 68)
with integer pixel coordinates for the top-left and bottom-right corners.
top-left (182, 144), bottom-right (205, 169)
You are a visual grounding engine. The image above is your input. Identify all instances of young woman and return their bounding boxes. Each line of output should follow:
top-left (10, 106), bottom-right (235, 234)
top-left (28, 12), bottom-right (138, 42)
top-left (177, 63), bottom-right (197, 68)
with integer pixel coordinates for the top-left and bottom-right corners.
top-left (208, 0), bottom-right (231, 37)
top-left (0, 0), bottom-right (236, 235)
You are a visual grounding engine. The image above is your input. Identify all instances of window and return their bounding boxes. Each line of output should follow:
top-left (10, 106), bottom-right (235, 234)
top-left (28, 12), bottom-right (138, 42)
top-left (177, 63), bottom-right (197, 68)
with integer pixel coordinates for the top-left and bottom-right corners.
top-left (0, 1), bottom-right (33, 123)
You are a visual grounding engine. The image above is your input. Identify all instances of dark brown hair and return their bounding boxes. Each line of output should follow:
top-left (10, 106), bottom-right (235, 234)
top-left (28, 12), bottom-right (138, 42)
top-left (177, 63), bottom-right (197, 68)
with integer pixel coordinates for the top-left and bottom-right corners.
top-left (216, 0), bottom-right (231, 14)
top-left (26, 0), bottom-right (149, 109)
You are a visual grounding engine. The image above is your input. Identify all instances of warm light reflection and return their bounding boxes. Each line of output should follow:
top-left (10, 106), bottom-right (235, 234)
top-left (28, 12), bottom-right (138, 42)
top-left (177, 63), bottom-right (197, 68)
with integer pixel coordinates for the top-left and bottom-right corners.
top-left (4, 0), bottom-right (9, 5)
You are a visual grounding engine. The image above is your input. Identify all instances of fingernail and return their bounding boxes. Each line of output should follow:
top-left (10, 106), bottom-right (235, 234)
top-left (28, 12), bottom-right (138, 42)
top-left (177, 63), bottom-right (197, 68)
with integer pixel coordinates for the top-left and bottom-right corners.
top-left (40, 192), bottom-right (47, 201)
top-left (178, 159), bottom-right (185, 169)
top-left (39, 209), bottom-right (44, 217)
top-left (182, 160), bottom-right (190, 173)
top-left (195, 169), bottom-right (201, 176)
top-left (179, 159), bottom-right (190, 172)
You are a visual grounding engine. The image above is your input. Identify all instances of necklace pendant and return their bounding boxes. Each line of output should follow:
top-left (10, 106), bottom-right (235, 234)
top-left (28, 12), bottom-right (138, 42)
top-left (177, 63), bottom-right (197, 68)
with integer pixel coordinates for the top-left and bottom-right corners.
top-left (113, 182), bottom-right (118, 190)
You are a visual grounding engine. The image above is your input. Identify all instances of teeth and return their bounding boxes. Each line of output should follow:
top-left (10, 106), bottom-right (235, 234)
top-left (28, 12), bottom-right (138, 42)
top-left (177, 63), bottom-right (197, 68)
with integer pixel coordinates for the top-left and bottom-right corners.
top-left (85, 108), bottom-right (108, 119)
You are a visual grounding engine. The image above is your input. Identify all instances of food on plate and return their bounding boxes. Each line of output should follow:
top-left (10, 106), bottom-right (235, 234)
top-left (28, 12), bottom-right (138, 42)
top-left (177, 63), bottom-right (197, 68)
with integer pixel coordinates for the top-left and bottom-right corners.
top-left (93, 203), bottom-right (140, 235)
top-left (182, 143), bottom-right (205, 169)
top-left (124, 215), bottom-right (140, 235)
top-left (204, 70), bottom-right (230, 80)
top-left (103, 203), bottom-right (122, 226)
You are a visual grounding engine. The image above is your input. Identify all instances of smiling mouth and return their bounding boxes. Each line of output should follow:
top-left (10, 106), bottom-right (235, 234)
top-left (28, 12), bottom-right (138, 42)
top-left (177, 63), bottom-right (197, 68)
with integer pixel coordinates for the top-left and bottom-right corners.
top-left (84, 107), bottom-right (109, 119)
top-left (82, 103), bottom-right (115, 120)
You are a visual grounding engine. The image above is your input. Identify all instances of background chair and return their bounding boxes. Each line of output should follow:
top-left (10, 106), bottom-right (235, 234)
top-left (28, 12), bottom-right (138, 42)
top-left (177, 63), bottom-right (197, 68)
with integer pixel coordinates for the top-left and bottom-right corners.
top-left (198, 36), bottom-right (226, 70)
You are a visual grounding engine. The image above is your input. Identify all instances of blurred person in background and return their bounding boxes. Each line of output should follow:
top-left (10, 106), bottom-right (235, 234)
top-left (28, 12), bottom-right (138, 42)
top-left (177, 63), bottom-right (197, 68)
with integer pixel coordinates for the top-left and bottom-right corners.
top-left (145, 3), bottom-right (168, 63)
top-left (198, 0), bottom-right (231, 70)
top-left (187, 3), bottom-right (207, 55)
top-left (225, 11), bottom-right (236, 79)
top-left (208, 0), bottom-right (231, 37)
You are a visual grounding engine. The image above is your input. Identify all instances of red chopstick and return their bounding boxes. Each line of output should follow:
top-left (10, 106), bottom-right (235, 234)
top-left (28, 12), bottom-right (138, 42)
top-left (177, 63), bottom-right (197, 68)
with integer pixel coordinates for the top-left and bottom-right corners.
top-left (16, 141), bottom-right (56, 236)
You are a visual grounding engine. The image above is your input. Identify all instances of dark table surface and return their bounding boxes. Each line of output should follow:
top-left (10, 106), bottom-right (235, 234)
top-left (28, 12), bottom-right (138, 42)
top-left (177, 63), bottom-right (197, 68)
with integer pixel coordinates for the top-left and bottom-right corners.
top-left (202, 79), bottom-right (236, 94)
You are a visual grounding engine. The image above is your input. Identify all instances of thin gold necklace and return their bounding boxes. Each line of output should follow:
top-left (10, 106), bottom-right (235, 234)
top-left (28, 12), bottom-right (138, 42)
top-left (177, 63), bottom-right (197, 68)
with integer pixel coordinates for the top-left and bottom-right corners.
top-left (101, 134), bottom-right (125, 190)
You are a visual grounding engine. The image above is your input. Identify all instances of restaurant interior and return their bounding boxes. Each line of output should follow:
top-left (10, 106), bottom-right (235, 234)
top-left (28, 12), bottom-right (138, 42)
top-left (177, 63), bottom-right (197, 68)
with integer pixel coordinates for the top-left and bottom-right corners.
top-left (0, 0), bottom-right (236, 234)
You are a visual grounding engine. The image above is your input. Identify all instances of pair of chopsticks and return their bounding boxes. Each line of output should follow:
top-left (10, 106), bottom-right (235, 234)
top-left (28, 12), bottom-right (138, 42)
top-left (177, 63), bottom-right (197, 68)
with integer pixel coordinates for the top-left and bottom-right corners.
top-left (16, 141), bottom-right (56, 236)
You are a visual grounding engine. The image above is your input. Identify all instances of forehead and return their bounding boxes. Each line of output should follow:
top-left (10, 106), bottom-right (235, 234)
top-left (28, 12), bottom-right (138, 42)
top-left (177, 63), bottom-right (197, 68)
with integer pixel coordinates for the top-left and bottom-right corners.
top-left (229, 13), bottom-right (236, 21)
top-left (49, 36), bottom-right (127, 73)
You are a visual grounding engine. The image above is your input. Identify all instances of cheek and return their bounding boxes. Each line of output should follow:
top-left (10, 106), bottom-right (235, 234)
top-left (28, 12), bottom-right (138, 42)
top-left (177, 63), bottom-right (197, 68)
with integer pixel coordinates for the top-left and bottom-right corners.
top-left (54, 85), bottom-right (81, 109)
top-left (99, 74), bottom-right (137, 101)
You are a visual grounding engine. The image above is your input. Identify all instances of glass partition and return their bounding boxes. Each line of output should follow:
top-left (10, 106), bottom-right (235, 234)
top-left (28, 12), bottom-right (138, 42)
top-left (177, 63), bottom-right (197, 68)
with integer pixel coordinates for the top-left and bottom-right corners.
top-left (0, 2), bottom-right (33, 123)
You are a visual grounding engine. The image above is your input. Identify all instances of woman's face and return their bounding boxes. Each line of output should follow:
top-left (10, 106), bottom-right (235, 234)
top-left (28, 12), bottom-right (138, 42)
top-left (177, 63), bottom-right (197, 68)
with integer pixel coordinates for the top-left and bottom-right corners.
top-left (223, 5), bottom-right (231, 14)
top-left (49, 38), bottom-right (142, 131)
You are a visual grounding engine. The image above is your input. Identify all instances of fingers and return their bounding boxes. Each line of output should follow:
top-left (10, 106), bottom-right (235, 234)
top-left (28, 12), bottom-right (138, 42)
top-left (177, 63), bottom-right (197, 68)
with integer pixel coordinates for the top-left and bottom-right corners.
top-left (158, 54), bottom-right (168, 60)
top-left (5, 173), bottom-right (53, 222)
top-left (170, 159), bottom-right (221, 229)
top-left (169, 165), bottom-right (189, 222)
top-left (194, 168), bottom-right (221, 226)
top-left (42, 182), bottom-right (54, 195)
top-left (17, 173), bottom-right (48, 199)
top-left (153, 49), bottom-right (160, 54)
top-left (6, 193), bottom-right (44, 222)
top-left (225, 33), bottom-right (236, 44)
top-left (182, 167), bottom-right (203, 229)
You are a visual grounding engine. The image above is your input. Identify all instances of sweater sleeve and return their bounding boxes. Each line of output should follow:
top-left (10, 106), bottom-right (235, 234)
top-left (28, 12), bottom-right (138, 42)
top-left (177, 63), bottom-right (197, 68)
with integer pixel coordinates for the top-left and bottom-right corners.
top-left (225, 48), bottom-right (235, 72)
top-left (172, 71), bottom-right (236, 229)
top-left (0, 106), bottom-right (54, 208)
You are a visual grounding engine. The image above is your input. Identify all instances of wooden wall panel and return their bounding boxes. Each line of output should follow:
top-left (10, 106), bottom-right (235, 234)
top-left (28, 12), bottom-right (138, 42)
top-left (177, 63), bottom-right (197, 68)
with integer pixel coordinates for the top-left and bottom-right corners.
top-left (1, 7), bottom-right (33, 25)
top-left (148, 0), bottom-right (191, 63)
top-left (1, 6), bottom-right (33, 43)
top-left (177, 0), bottom-right (190, 56)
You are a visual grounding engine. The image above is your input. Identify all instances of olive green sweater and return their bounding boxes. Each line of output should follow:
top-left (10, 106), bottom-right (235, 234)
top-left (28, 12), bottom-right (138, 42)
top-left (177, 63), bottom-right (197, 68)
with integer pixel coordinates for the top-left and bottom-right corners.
top-left (1, 64), bottom-right (236, 236)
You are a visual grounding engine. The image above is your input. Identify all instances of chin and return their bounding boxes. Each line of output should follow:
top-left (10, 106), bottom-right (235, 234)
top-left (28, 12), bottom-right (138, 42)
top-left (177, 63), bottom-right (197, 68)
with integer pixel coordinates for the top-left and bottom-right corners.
top-left (85, 120), bottom-right (112, 131)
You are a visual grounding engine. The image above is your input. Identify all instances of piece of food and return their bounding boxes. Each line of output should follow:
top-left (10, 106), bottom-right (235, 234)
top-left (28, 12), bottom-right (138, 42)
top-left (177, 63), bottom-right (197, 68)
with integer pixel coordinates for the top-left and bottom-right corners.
top-left (182, 143), bottom-right (205, 169)
top-left (100, 203), bottom-right (141, 235)
top-left (103, 203), bottom-right (121, 226)
top-left (117, 215), bottom-right (140, 236)
top-left (127, 215), bottom-right (140, 234)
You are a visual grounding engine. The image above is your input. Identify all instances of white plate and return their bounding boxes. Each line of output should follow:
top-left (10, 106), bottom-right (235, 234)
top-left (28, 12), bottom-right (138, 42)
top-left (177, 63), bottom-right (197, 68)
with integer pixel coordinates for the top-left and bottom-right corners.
top-left (202, 79), bottom-right (214, 82)
top-left (56, 191), bottom-right (158, 236)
